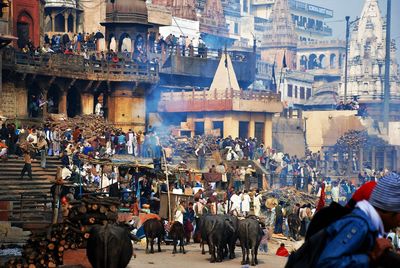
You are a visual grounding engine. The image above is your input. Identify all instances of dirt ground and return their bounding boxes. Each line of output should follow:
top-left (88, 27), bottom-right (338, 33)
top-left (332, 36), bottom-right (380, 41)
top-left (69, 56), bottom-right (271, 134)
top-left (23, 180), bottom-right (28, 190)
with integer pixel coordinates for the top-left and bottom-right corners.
top-left (127, 238), bottom-right (299, 268)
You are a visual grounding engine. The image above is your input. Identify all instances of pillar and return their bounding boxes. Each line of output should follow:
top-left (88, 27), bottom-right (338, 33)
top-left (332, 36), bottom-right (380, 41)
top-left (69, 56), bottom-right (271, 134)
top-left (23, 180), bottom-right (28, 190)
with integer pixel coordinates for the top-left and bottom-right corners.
top-left (249, 118), bottom-right (255, 138)
top-left (395, 147), bottom-right (400, 171)
top-left (108, 83), bottom-right (146, 132)
top-left (204, 117), bottom-right (212, 135)
top-left (81, 93), bottom-right (94, 115)
top-left (263, 114), bottom-right (273, 148)
top-left (223, 113), bottom-right (239, 138)
top-left (358, 148), bottom-right (363, 172)
top-left (59, 91), bottom-right (67, 115)
top-left (383, 147), bottom-right (387, 170)
top-left (51, 12), bottom-right (55, 32)
top-left (64, 12), bottom-right (68, 33)
top-left (42, 89), bottom-right (48, 117)
top-left (72, 11), bottom-right (77, 33)
top-left (371, 146), bottom-right (376, 170)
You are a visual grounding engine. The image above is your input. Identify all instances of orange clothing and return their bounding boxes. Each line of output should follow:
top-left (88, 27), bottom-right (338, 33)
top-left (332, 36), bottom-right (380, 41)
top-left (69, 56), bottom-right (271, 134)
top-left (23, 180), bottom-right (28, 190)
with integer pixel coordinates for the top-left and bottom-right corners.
top-left (23, 152), bottom-right (32, 164)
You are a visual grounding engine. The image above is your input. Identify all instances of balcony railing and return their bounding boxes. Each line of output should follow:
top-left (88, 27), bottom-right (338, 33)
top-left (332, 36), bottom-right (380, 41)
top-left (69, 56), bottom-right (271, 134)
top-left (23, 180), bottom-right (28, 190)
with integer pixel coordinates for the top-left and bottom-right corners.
top-left (2, 48), bottom-right (159, 83)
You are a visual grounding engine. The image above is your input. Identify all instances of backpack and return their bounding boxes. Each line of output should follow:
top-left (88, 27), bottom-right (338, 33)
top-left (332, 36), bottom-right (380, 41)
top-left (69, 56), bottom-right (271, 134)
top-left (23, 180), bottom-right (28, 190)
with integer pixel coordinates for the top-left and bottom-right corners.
top-left (285, 203), bottom-right (368, 268)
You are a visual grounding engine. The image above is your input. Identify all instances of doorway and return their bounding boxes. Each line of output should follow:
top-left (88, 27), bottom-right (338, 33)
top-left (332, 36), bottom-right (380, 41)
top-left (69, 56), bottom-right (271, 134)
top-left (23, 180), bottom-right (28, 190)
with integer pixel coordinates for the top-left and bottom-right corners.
top-left (194, 121), bottom-right (205, 136)
top-left (255, 122), bottom-right (265, 143)
top-left (239, 121), bottom-right (249, 139)
top-left (212, 121), bottom-right (224, 137)
top-left (67, 87), bottom-right (82, 118)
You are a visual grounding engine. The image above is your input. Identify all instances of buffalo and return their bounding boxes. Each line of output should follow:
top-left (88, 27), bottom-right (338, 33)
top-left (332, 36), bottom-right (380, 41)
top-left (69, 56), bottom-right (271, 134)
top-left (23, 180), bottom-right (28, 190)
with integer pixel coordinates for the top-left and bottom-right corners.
top-left (199, 214), bottom-right (237, 263)
top-left (143, 218), bottom-right (165, 254)
top-left (238, 218), bottom-right (263, 266)
top-left (169, 221), bottom-right (186, 254)
top-left (86, 224), bottom-right (133, 268)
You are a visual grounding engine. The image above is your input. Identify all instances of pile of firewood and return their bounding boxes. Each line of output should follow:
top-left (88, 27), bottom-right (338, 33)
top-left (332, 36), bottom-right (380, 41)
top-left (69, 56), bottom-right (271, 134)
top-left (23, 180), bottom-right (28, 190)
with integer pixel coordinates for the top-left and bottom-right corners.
top-left (4, 196), bottom-right (121, 268)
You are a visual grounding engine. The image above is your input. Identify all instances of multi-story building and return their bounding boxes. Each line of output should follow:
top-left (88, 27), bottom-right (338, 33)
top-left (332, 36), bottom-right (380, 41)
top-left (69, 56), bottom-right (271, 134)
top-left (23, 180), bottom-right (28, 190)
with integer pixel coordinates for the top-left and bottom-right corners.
top-left (252, 0), bottom-right (333, 42)
top-left (44, 0), bottom-right (82, 36)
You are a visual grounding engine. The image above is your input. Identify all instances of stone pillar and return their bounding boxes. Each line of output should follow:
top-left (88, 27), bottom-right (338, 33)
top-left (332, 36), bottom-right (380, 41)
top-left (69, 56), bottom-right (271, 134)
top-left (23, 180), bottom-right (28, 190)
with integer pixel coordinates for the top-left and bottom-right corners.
top-left (395, 147), bottom-right (400, 171)
top-left (51, 12), bottom-right (55, 32)
top-left (72, 11), bottom-right (77, 33)
top-left (108, 83), bottom-right (146, 132)
top-left (42, 89), bottom-right (48, 117)
top-left (204, 117), bottom-right (213, 135)
top-left (81, 93), bottom-right (94, 115)
top-left (223, 113), bottom-right (239, 138)
top-left (264, 114), bottom-right (273, 148)
top-left (383, 147), bottom-right (387, 170)
top-left (249, 118), bottom-right (255, 138)
top-left (59, 91), bottom-right (67, 115)
top-left (358, 148), bottom-right (363, 172)
top-left (371, 146), bottom-right (376, 170)
top-left (64, 12), bottom-right (68, 33)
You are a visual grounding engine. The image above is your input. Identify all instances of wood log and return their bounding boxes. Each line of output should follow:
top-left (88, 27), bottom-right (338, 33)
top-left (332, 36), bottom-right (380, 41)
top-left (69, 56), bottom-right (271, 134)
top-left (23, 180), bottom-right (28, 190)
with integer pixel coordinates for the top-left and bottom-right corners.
top-left (78, 205), bottom-right (87, 214)
top-left (99, 205), bottom-right (108, 213)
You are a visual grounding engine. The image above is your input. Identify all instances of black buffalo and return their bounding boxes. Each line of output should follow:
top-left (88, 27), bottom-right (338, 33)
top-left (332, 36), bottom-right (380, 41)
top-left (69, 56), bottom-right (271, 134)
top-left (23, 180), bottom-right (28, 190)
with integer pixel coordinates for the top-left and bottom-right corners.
top-left (143, 218), bottom-right (165, 254)
top-left (169, 221), bottom-right (186, 254)
top-left (238, 218), bottom-right (263, 266)
top-left (86, 224), bottom-right (133, 268)
top-left (200, 215), bottom-right (237, 263)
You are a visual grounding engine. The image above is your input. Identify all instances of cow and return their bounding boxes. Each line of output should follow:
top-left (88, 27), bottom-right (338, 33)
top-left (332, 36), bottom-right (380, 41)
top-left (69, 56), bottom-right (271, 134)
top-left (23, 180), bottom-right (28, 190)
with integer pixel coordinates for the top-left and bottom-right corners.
top-left (169, 221), bottom-right (186, 254)
top-left (220, 214), bottom-right (239, 259)
top-left (86, 224), bottom-right (133, 268)
top-left (238, 218), bottom-right (263, 266)
top-left (143, 218), bottom-right (165, 254)
top-left (199, 215), bottom-right (237, 263)
top-left (287, 213), bottom-right (301, 241)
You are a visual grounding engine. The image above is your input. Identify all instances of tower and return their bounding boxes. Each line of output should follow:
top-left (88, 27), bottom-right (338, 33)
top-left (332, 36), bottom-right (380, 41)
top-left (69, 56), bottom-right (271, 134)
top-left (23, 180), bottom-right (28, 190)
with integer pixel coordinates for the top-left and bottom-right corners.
top-left (260, 0), bottom-right (297, 70)
top-left (339, 0), bottom-right (399, 101)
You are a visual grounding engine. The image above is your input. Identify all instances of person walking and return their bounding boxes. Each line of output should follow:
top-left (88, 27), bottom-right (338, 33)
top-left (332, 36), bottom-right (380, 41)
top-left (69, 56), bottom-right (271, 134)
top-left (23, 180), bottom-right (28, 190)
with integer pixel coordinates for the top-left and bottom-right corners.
top-left (36, 135), bottom-right (48, 169)
top-left (20, 150), bottom-right (33, 180)
top-left (195, 143), bottom-right (206, 171)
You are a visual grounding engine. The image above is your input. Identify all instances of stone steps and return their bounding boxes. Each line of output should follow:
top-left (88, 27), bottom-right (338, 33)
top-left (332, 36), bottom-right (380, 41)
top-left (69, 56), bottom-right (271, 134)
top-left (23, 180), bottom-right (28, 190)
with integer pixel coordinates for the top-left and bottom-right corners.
top-left (0, 157), bottom-right (58, 230)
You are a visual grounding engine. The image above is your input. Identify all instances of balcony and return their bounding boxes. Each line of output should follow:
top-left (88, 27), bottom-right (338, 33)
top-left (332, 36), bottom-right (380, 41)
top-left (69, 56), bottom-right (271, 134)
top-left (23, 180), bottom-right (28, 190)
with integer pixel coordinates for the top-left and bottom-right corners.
top-left (251, 0), bottom-right (275, 6)
top-left (2, 49), bottom-right (159, 83)
top-left (158, 88), bottom-right (283, 113)
top-left (295, 24), bottom-right (333, 36)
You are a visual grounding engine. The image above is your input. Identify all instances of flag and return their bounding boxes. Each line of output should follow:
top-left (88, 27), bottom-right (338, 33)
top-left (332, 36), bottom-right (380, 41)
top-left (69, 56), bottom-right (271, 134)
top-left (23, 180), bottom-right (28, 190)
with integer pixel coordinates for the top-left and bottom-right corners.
top-left (271, 62), bottom-right (277, 91)
top-left (282, 52), bottom-right (287, 68)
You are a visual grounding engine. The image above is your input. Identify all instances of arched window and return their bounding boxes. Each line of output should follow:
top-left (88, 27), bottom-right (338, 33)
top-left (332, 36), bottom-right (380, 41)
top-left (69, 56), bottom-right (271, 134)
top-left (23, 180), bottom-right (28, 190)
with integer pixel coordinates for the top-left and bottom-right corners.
top-left (17, 11), bottom-right (34, 48)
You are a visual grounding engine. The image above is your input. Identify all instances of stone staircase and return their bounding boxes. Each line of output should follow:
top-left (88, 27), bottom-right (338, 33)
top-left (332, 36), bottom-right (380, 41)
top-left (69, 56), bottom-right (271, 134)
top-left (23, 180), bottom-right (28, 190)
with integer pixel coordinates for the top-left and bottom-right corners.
top-left (0, 157), bottom-right (59, 232)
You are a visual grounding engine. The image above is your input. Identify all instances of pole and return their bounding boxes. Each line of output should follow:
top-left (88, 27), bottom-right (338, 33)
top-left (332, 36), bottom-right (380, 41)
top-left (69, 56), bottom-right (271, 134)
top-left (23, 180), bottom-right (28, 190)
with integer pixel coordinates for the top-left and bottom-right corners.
top-left (344, 16), bottom-right (350, 102)
top-left (162, 148), bottom-right (172, 222)
top-left (383, 0), bottom-right (391, 132)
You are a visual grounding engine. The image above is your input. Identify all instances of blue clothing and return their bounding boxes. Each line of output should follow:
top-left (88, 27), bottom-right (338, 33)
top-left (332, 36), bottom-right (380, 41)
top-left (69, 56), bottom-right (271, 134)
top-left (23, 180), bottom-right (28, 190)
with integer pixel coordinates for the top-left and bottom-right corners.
top-left (316, 208), bottom-right (377, 268)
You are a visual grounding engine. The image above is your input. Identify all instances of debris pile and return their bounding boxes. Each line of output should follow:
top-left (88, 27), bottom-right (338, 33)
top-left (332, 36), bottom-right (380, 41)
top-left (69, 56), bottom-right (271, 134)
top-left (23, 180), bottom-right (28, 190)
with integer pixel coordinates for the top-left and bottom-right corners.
top-left (46, 114), bottom-right (119, 139)
top-left (4, 196), bottom-right (120, 268)
top-left (262, 187), bottom-right (318, 207)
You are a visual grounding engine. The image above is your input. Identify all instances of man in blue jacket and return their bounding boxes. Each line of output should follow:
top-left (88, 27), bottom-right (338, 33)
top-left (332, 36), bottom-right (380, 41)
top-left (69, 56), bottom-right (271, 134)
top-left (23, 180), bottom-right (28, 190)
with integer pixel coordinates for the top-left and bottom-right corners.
top-left (317, 172), bottom-right (400, 267)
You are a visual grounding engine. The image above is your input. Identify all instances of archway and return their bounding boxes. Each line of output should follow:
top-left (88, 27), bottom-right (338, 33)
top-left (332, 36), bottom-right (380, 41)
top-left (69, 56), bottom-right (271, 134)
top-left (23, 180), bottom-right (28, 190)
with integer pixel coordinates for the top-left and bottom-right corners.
top-left (67, 87), bottom-right (82, 118)
top-left (17, 11), bottom-right (34, 49)
top-left (55, 13), bottom-right (65, 32)
top-left (330, 53), bottom-right (337, 69)
top-left (308, 54), bottom-right (317, 70)
top-left (47, 85), bottom-right (61, 114)
top-left (44, 14), bottom-right (52, 33)
top-left (108, 33), bottom-right (116, 52)
top-left (119, 33), bottom-right (132, 53)
top-left (319, 54), bottom-right (327, 69)
top-left (27, 82), bottom-right (43, 118)
top-left (300, 55), bottom-right (308, 70)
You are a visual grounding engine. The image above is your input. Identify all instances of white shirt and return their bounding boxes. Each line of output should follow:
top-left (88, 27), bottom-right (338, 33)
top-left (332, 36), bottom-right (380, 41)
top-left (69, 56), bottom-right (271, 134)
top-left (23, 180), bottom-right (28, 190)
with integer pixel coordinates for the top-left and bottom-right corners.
top-left (230, 194), bottom-right (241, 212)
top-left (241, 194), bottom-right (251, 212)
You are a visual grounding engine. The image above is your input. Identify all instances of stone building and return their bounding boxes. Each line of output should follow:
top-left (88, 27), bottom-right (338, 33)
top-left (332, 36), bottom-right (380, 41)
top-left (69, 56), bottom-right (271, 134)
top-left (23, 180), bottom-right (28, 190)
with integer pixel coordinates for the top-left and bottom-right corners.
top-left (339, 0), bottom-right (400, 103)
top-left (260, 0), bottom-right (297, 70)
top-left (157, 53), bottom-right (283, 146)
top-left (12, 0), bottom-right (44, 49)
top-left (44, 0), bottom-right (82, 36)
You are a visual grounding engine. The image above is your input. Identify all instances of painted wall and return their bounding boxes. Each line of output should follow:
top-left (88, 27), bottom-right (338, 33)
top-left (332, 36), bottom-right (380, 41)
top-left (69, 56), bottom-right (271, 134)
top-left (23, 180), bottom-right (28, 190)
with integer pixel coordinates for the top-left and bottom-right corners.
top-left (13, 0), bottom-right (41, 48)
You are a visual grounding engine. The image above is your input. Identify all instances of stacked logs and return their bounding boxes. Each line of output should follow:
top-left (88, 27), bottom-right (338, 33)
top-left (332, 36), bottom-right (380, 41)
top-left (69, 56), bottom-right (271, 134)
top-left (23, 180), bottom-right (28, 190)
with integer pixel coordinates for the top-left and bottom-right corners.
top-left (4, 196), bottom-right (120, 268)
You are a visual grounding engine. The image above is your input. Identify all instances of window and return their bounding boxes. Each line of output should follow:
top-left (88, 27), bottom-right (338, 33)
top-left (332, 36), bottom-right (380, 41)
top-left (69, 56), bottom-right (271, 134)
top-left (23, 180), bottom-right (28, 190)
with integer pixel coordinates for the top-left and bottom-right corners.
top-left (287, 84), bottom-right (293, 97)
top-left (300, 87), bottom-right (305, 99)
top-left (243, 0), bottom-right (248, 13)
top-left (234, 23), bottom-right (239, 34)
top-left (294, 86), bottom-right (298, 98)
top-left (306, 88), bottom-right (312, 99)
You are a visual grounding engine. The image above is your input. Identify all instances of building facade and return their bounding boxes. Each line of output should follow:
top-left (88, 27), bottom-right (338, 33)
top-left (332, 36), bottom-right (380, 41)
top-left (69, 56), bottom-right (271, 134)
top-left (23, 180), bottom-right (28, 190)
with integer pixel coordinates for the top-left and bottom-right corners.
top-left (339, 0), bottom-right (400, 103)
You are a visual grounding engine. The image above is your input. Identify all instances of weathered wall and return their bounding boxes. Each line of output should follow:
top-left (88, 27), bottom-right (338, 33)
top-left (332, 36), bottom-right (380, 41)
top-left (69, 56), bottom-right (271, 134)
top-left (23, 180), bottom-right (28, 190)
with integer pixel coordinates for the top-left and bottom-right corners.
top-left (0, 82), bottom-right (28, 118)
top-left (81, 0), bottom-right (106, 34)
top-left (108, 85), bottom-right (146, 132)
top-left (272, 117), bottom-right (306, 157)
top-left (303, 110), bottom-right (365, 153)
